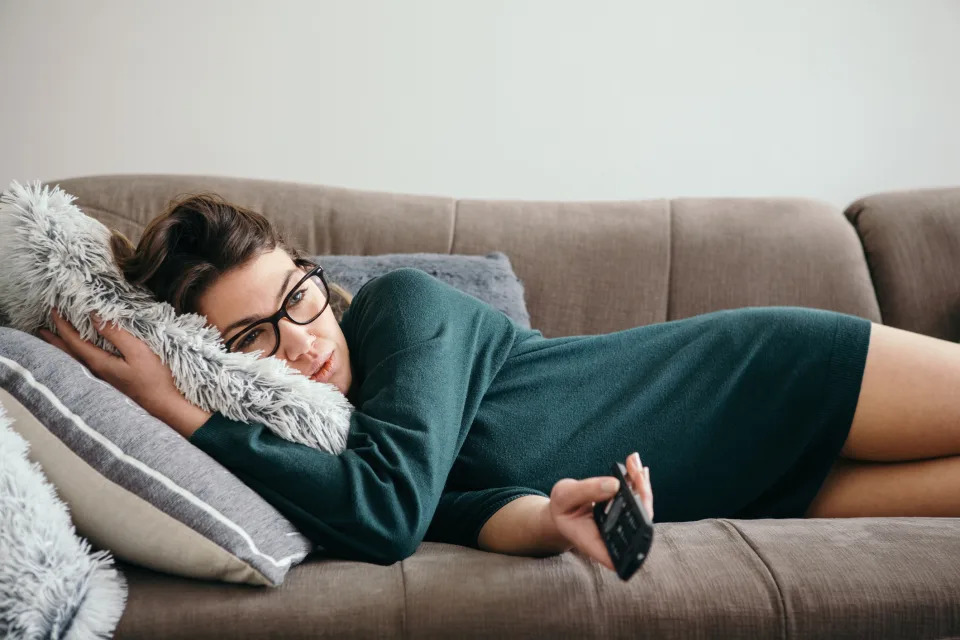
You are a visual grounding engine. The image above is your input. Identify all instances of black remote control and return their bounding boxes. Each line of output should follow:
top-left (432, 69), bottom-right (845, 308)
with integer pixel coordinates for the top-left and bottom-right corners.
top-left (592, 461), bottom-right (654, 581)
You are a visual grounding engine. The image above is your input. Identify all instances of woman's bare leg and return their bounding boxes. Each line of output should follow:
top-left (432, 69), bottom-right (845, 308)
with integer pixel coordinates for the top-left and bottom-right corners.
top-left (807, 322), bottom-right (960, 517)
top-left (841, 322), bottom-right (960, 462)
top-left (806, 455), bottom-right (960, 517)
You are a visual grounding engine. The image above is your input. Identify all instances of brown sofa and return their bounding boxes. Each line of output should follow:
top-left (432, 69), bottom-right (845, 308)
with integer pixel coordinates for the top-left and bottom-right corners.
top-left (54, 175), bottom-right (960, 639)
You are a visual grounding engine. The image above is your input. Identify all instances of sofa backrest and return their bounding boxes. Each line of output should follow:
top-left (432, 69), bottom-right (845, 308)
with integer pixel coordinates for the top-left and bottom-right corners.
top-left (48, 174), bottom-right (928, 339)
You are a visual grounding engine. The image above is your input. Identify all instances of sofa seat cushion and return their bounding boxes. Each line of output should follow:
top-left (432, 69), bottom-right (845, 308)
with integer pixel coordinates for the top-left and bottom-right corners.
top-left (110, 516), bottom-right (960, 639)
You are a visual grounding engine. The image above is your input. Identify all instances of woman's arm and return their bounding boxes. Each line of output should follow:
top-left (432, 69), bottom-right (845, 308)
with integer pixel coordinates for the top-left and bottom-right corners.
top-left (477, 456), bottom-right (655, 571)
top-left (477, 495), bottom-right (571, 556)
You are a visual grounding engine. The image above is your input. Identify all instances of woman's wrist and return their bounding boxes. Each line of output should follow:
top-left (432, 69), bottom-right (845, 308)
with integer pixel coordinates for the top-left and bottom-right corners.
top-left (537, 499), bottom-right (574, 554)
top-left (149, 396), bottom-right (213, 439)
top-left (477, 495), bottom-right (573, 557)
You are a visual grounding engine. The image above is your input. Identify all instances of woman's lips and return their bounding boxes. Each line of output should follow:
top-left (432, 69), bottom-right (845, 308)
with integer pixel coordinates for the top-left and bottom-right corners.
top-left (310, 351), bottom-right (336, 383)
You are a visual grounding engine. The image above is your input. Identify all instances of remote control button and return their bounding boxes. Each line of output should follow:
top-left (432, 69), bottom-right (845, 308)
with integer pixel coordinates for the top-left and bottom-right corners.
top-left (605, 501), bottom-right (623, 533)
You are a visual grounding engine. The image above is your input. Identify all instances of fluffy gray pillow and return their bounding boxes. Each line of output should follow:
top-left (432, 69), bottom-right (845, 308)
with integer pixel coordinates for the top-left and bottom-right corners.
top-left (0, 181), bottom-right (352, 453)
top-left (0, 401), bottom-right (127, 639)
top-left (317, 252), bottom-right (532, 329)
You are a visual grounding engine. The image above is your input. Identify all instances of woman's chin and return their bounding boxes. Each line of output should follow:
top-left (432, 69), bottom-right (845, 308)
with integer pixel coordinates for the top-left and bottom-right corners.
top-left (327, 376), bottom-right (346, 397)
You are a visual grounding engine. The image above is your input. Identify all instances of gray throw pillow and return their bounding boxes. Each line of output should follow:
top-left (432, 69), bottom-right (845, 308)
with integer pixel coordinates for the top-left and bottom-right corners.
top-left (0, 328), bottom-right (313, 587)
top-left (316, 252), bottom-right (532, 329)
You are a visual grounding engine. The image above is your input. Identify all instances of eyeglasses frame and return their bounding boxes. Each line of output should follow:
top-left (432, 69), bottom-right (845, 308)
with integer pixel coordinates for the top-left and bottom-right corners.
top-left (223, 259), bottom-right (330, 357)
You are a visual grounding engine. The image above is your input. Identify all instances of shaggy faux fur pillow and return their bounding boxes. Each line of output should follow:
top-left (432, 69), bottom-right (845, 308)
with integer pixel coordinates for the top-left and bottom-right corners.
top-left (0, 401), bottom-right (127, 639)
top-left (0, 181), bottom-right (352, 453)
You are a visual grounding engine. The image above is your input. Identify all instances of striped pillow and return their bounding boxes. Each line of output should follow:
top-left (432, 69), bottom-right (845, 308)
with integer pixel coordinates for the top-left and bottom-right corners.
top-left (0, 327), bottom-right (313, 587)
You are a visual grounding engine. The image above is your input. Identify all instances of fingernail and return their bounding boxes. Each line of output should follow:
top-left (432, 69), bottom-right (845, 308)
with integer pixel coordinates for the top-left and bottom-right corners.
top-left (632, 453), bottom-right (642, 466)
top-left (602, 479), bottom-right (619, 492)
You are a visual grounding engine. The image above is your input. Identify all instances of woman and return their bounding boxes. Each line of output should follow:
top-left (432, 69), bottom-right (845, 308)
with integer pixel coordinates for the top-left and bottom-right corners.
top-left (39, 194), bottom-right (960, 573)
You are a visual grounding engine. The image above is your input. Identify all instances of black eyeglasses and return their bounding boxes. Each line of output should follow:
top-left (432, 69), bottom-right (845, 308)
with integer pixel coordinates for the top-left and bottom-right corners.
top-left (223, 261), bottom-right (330, 357)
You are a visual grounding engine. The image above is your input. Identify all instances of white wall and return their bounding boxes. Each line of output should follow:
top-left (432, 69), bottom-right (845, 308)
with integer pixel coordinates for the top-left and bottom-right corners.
top-left (1, 0), bottom-right (958, 206)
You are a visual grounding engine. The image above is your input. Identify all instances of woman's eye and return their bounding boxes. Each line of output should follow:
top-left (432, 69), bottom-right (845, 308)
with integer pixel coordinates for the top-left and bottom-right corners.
top-left (288, 288), bottom-right (306, 306)
top-left (239, 329), bottom-right (261, 349)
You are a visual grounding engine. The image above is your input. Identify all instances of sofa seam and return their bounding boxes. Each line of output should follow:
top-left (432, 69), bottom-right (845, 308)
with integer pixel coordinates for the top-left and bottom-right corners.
top-left (448, 199), bottom-right (459, 254)
top-left (400, 558), bottom-right (409, 640)
top-left (719, 519), bottom-right (788, 640)
top-left (666, 199), bottom-right (673, 321)
top-left (851, 216), bottom-right (886, 326)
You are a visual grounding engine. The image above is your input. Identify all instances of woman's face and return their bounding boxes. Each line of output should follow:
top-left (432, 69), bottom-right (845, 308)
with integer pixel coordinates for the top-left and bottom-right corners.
top-left (197, 248), bottom-right (353, 398)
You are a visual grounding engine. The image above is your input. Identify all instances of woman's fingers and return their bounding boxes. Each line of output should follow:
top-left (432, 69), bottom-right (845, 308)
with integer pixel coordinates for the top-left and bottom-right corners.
top-left (49, 309), bottom-right (122, 376)
top-left (550, 477), bottom-right (619, 515)
top-left (626, 452), bottom-right (654, 520)
top-left (38, 328), bottom-right (70, 354)
top-left (89, 314), bottom-right (149, 362)
top-left (644, 467), bottom-right (654, 519)
top-left (627, 452), bottom-right (648, 499)
top-left (627, 453), bottom-right (642, 490)
top-left (48, 309), bottom-right (88, 357)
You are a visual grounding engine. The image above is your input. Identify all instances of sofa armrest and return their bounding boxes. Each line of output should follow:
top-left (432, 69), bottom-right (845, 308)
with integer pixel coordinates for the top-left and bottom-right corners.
top-left (845, 188), bottom-right (960, 341)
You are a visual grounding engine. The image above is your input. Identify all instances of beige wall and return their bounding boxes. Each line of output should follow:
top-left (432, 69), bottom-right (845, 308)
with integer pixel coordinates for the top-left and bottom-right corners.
top-left (1, 0), bottom-right (958, 205)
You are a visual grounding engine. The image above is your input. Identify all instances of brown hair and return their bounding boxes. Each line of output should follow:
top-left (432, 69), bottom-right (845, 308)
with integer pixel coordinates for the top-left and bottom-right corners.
top-left (109, 193), bottom-right (353, 322)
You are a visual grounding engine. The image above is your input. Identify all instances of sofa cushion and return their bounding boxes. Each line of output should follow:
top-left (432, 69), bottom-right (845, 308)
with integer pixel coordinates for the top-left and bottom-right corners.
top-left (0, 328), bottom-right (314, 587)
top-left (109, 517), bottom-right (960, 639)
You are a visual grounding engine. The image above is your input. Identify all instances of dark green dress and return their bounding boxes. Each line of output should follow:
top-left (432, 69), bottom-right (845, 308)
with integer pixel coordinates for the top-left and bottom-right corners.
top-left (190, 268), bottom-right (872, 565)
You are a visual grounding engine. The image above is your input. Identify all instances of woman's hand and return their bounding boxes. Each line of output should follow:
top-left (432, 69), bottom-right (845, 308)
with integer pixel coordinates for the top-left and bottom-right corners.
top-left (547, 452), bottom-right (654, 572)
top-left (39, 309), bottom-right (212, 438)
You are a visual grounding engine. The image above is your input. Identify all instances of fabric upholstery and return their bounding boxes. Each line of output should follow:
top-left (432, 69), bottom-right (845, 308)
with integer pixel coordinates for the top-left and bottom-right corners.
top-left (845, 187), bottom-right (960, 341)
top-left (111, 517), bottom-right (960, 639)
top-left (53, 175), bottom-right (882, 339)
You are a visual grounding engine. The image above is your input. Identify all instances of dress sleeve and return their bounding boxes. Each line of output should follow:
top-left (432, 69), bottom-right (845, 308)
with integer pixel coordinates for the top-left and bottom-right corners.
top-left (424, 487), bottom-right (549, 549)
top-left (188, 268), bottom-right (518, 565)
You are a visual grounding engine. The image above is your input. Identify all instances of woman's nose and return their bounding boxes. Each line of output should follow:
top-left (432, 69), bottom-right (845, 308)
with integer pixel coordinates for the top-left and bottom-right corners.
top-left (277, 319), bottom-right (317, 361)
